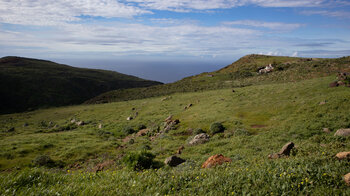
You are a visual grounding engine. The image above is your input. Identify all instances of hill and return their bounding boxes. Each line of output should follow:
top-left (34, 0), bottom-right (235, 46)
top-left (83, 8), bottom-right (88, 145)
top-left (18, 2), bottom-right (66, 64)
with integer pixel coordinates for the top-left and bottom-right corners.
top-left (1, 75), bottom-right (350, 194)
top-left (0, 56), bottom-right (162, 114)
top-left (86, 54), bottom-right (350, 104)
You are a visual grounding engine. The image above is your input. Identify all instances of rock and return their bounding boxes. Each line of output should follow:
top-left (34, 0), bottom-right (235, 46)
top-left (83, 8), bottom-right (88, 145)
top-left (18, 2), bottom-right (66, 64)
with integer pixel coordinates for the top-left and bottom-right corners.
top-left (5, 127), bottom-right (15, 133)
top-left (98, 124), bottom-right (103, 129)
top-left (336, 152), bottom-right (350, 160)
top-left (334, 129), bottom-right (350, 137)
top-left (232, 89), bottom-right (235, 93)
top-left (319, 101), bottom-right (326, 105)
top-left (189, 133), bottom-right (210, 145)
top-left (176, 145), bottom-right (184, 154)
top-left (76, 121), bottom-right (85, 126)
top-left (268, 142), bottom-right (295, 159)
top-left (279, 142), bottom-right (294, 156)
top-left (164, 155), bottom-right (186, 167)
top-left (48, 121), bottom-right (53, 127)
top-left (93, 160), bottom-right (115, 172)
top-left (201, 154), bottom-right (232, 168)
top-left (131, 107), bottom-right (135, 110)
top-left (53, 125), bottom-right (59, 129)
top-left (163, 119), bottom-right (180, 132)
top-left (70, 119), bottom-right (76, 123)
top-left (23, 123), bottom-right (29, 127)
top-left (184, 103), bottom-right (193, 110)
top-left (322, 128), bottom-right (331, 133)
top-left (344, 173), bottom-right (350, 186)
top-left (136, 129), bottom-right (149, 137)
top-left (127, 116), bottom-right (133, 121)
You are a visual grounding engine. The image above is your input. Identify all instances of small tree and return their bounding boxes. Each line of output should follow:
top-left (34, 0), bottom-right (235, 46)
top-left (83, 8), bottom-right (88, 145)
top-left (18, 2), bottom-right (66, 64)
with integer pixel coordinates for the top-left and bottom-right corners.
top-left (210, 122), bottom-right (225, 135)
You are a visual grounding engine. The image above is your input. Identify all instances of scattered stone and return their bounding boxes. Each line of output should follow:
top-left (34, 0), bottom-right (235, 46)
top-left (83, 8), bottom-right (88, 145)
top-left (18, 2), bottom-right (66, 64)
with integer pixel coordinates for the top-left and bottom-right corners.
top-left (127, 116), bottom-right (133, 121)
top-left (53, 125), bottom-right (59, 129)
top-left (23, 123), bottom-right (29, 127)
top-left (122, 135), bottom-right (134, 143)
top-left (322, 128), bottom-right (331, 133)
top-left (319, 101), bottom-right (326, 105)
top-left (201, 154), bottom-right (232, 168)
top-left (5, 127), bottom-right (15, 133)
top-left (268, 142), bottom-right (295, 159)
top-left (164, 155), bottom-right (186, 167)
top-left (161, 96), bottom-right (172, 101)
top-left (206, 74), bottom-right (214, 77)
top-left (163, 118), bottom-right (180, 132)
top-left (334, 129), bottom-right (350, 137)
top-left (189, 133), bottom-right (210, 145)
top-left (336, 152), bottom-right (350, 160)
top-left (48, 121), bottom-right (53, 127)
top-left (176, 145), bottom-right (185, 154)
top-left (76, 121), bottom-right (85, 126)
top-left (344, 173), bottom-right (350, 186)
top-left (98, 124), bottom-right (103, 129)
top-left (70, 119), bottom-right (76, 123)
top-left (136, 129), bottom-right (149, 137)
top-left (165, 115), bottom-right (173, 122)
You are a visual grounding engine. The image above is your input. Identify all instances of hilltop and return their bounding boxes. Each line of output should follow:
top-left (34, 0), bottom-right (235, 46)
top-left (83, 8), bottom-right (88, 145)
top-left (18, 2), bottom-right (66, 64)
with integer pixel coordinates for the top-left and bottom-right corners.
top-left (86, 54), bottom-right (350, 104)
top-left (0, 56), bottom-right (162, 114)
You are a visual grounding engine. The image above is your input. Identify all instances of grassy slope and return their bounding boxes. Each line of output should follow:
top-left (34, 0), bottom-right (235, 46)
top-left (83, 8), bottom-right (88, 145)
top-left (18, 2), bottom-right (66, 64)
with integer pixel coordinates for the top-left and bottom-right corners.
top-left (0, 56), bottom-right (162, 114)
top-left (1, 75), bottom-right (350, 195)
top-left (86, 55), bottom-right (350, 104)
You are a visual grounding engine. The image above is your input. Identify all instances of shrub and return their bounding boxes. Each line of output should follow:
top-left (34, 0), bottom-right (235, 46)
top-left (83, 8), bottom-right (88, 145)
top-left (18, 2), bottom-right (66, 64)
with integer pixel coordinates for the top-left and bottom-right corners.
top-left (136, 124), bottom-right (147, 130)
top-left (32, 155), bottom-right (55, 167)
top-left (193, 128), bottom-right (206, 135)
top-left (233, 128), bottom-right (251, 136)
top-left (123, 127), bottom-right (136, 135)
top-left (122, 151), bottom-right (156, 170)
top-left (209, 122), bottom-right (225, 135)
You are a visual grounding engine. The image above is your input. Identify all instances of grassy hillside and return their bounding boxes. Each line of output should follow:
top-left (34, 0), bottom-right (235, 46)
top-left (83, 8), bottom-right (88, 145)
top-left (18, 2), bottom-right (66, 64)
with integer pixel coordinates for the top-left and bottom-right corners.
top-left (0, 56), bottom-right (162, 114)
top-left (1, 75), bottom-right (350, 195)
top-left (86, 54), bottom-right (350, 104)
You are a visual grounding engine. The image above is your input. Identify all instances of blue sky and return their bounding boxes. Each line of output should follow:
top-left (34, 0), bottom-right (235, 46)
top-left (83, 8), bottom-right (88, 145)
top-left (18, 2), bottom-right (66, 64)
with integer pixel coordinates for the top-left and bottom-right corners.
top-left (0, 0), bottom-right (350, 82)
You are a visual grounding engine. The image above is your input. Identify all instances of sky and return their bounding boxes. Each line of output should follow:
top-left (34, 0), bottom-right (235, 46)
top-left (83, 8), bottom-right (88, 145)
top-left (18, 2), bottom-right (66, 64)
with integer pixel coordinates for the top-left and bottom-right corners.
top-left (0, 0), bottom-right (350, 83)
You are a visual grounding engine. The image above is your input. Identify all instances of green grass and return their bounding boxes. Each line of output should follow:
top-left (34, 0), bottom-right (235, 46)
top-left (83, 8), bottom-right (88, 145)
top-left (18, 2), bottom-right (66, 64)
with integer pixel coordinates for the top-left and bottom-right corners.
top-left (1, 75), bottom-right (350, 195)
top-left (0, 56), bottom-right (161, 114)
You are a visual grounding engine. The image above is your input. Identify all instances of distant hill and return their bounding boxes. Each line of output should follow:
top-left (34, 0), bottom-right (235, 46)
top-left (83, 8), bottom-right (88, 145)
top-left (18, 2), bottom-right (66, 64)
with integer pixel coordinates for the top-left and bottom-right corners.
top-left (0, 56), bottom-right (162, 114)
top-left (86, 54), bottom-right (350, 104)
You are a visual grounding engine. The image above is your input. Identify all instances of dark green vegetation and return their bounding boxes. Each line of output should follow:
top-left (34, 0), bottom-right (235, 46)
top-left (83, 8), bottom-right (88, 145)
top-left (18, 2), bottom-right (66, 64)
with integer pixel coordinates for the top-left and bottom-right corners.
top-left (0, 56), bottom-right (162, 114)
top-left (86, 54), bottom-right (350, 104)
top-left (1, 55), bottom-right (350, 195)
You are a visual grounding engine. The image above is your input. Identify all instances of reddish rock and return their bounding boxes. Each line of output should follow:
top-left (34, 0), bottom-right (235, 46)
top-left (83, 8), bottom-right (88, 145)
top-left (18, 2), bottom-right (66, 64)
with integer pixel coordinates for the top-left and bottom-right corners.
top-left (322, 128), bottom-right (331, 133)
top-left (329, 81), bottom-right (339, 88)
top-left (268, 142), bottom-right (295, 159)
top-left (136, 129), bottom-right (149, 137)
top-left (334, 129), bottom-right (350, 137)
top-left (344, 173), bottom-right (350, 186)
top-left (201, 154), bottom-right (232, 168)
top-left (336, 152), bottom-right (350, 160)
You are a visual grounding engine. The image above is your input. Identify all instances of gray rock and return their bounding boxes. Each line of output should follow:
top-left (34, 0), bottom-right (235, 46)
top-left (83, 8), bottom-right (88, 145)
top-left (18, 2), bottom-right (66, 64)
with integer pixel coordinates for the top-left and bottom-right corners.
top-left (70, 119), bottom-right (76, 123)
top-left (76, 121), bottom-right (85, 126)
top-left (323, 128), bottom-right (331, 133)
top-left (127, 116), bottom-right (133, 121)
top-left (334, 129), bottom-right (350, 137)
top-left (189, 133), bottom-right (210, 145)
top-left (164, 155), bottom-right (186, 167)
top-left (98, 124), bottom-right (103, 129)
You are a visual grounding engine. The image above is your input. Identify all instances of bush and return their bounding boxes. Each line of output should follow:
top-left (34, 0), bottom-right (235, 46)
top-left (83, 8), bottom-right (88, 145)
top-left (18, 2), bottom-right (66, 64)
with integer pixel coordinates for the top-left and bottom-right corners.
top-left (193, 128), bottom-right (206, 135)
top-left (233, 128), bottom-right (251, 136)
top-left (209, 122), bottom-right (225, 135)
top-left (136, 124), bottom-right (147, 130)
top-left (32, 155), bottom-right (55, 167)
top-left (123, 127), bottom-right (136, 135)
top-left (122, 151), bottom-right (156, 170)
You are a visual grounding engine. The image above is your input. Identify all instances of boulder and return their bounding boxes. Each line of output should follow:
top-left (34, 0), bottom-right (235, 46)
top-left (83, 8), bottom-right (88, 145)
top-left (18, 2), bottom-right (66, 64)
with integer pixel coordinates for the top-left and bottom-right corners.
top-left (164, 155), bottom-right (186, 167)
top-left (98, 124), bottom-right (103, 129)
top-left (334, 129), bottom-right (350, 137)
top-left (336, 152), bottom-right (350, 160)
top-left (345, 173), bottom-right (350, 186)
top-left (70, 119), bottom-right (76, 123)
top-left (189, 133), bottom-right (210, 145)
top-left (127, 116), bottom-right (133, 121)
top-left (201, 154), bottom-right (232, 168)
top-left (136, 129), bottom-right (149, 137)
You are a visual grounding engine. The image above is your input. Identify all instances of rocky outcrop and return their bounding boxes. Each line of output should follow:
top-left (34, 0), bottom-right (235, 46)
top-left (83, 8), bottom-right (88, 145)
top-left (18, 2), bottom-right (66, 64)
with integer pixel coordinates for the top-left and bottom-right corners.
top-left (189, 133), bottom-right (210, 145)
top-left (164, 155), bottom-right (186, 167)
top-left (136, 129), bottom-right (149, 137)
top-left (334, 129), bottom-right (350, 137)
top-left (201, 154), bottom-right (232, 168)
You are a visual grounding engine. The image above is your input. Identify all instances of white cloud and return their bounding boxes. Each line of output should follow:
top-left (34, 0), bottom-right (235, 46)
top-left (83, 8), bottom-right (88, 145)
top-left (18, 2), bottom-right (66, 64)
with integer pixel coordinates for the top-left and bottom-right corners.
top-left (300, 10), bottom-right (350, 19)
top-left (0, 0), bottom-right (150, 26)
top-left (223, 20), bottom-right (304, 30)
